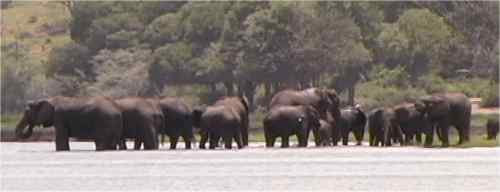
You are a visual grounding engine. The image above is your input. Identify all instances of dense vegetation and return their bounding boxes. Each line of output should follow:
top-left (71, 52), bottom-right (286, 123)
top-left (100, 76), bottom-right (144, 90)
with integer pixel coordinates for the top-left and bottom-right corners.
top-left (2, 1), bottom-right (498, 115)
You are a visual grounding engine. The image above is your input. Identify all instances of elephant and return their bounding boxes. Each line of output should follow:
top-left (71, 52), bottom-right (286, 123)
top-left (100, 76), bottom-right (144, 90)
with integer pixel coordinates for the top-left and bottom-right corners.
top-left (193, 96), bottom-right (249, 149)
top-left (15, 96), bottom-right (123, 151)
top-left (269, 88), bottom-right (341, 120)
top-left (392, 102), bottom-right (429, 145)
top-left (336, 105), bottom-right (367, 146)
top-left (212, 96), bottom-right (249, 146)
top-left (367, 107), bottom-right (403, 147)
top-left (316, 119), bottom-right (333, 146)
top-left (115, 97), bottom-right (161, 150)
top-left (157, 97), bottom-right (194, 149)
top-left (415, 92), bottom-right (471, 147)
top-left (263, 105), bottom-right (321, 148)
top-left (486, 118), bottom-right (499, 140)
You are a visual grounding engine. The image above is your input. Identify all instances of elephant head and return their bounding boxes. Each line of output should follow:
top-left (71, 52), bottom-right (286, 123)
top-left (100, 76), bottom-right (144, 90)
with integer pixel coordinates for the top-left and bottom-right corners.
top-left (416, 95), bottom-right (450, 121)
top-left (238, 95), bottom-right (249, 113)
top-left (314, 88), bottom-right (341, 119)
top-left (304, 105), bottom-right (321, 131)
top-left (191, 106), bottom-right (207, 129)
top-left (15, 99), bottom-right (55, 139)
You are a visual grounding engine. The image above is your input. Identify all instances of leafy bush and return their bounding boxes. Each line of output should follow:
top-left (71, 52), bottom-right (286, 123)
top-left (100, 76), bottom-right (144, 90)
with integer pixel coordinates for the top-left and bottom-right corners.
top-left (445, 78), bottom-right (490, 97)
top-left (416, 73), bottom-right (447, 94)
top-left (86, 48), bottom-right (152, 97)
top-left (480, 83), bottom-right (499, 107)
top-left (356, 81), bottom-right (426, 110)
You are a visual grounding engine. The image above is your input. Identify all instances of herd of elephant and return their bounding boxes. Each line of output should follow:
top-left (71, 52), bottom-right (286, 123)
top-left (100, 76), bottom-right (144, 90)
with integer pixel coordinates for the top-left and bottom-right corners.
top-left (14, 87), bottom-right (497, 151)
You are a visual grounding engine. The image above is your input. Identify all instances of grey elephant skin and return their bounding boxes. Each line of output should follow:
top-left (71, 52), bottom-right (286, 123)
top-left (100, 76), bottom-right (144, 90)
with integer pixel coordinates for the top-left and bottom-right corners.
top-left (157, 97), bottom-right (194, 149)
top-left (316, 119), bottom-right (334, 146)
top-left (15, 96), bottom-right (123, 151)
top-left (367, 107), bottom-right (403, 147)
top-left (392, 102), bottom-right (429, 145)
top-left (416, 92), bottom-right (471, 147)
top-left (193, 96), bottom-right (249, 149)
top-left (486, 118), bottom-right (499, 140)
top-left (337, 106), bottom-right (367, 146)
top-left (263, 105), bottom-right (320, 148)
top-left (115, 97), bottom-right (161, 150)
top-left (269, 88), bottom-right (341, 120)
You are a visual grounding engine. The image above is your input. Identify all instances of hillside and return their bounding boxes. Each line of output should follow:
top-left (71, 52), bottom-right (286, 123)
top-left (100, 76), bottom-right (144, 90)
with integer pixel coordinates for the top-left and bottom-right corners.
top-left (1, 1), bottom-right (71, 66)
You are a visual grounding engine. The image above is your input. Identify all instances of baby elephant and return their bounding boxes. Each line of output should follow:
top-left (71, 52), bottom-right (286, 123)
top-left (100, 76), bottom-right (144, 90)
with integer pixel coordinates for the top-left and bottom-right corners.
top-left (316, 119), bottom-right (333, 146)
top-left (486, 118), bottom-right (499, 140)
top-left (264, 105), bottom-right (321, 148)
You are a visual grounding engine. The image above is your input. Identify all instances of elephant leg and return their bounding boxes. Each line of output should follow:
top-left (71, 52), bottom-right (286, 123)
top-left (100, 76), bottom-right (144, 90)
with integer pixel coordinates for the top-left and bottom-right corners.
top-left (199, 131), bottom-right (208, 149)
top-left (242, 122), bottom-right (249, 146)
top-left (369, 133), bottom-right (375, 146)
top-left (264, 128), bottom-right (272, 147)
top-left (169, 136), bottom-right (179, 149)
top-left (439, 125), bottom-right (450, 148)
top-left (134, 138), bottom-right (142, 150)
top-left (209, 134), bottom-right (219, 149)
top-left (415, 132), bottom-right (422, 145)
top-left (312, 128), bottom-right (320, 147)
top-left (223, 136), bottom-right (233, 149)
top-left (342, 131), bottom-right (349, 146)
top-left (266, 136), bottom-right (276, 148)
top-left (119, 139), bottom-right (127, 150)
top-left (281, 136), bottom-right (290, 148)
top-left (183, 135), bottom-right (192, 150)
top-left (54, 124), bottom-right (70, 151)
top-left (234, 132), bottom-right (243, 149)
top-left (354, 131), bottom-right (363, 146)
top-left (423, 124), bottom-right (435, 148)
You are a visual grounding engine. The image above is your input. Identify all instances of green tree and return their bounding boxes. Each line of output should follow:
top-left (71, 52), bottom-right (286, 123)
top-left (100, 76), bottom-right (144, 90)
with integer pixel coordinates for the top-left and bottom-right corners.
top-left (46, 42), bottom-right (92, 79)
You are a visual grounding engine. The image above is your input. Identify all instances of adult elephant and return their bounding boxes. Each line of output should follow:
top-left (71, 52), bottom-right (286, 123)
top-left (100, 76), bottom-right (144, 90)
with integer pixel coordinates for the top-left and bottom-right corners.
top-left (336, 105), bottom-right (367, 146)
top-left (269, 88), bottom-right (341, 120)
top-left (415, 93), bottom-right (471, 147)
top-left (367, 107), bottom-right (403, 147)
top-left (486, 118), bottom-right (499, 140)
top-left (193, 96), bottom-right (249, 149)
top-left (263, 105), bottom-right (321, 148)
top-left (157, 97), bottom-right (194, 149)
top-left (392, 102), bottom-right (429, 145)
top-left (115, 97), bottom-right (161, 150)
top-left (15, 96), bottom-right (123, 151)
top-left (213, 96), bottom-right (249, 146)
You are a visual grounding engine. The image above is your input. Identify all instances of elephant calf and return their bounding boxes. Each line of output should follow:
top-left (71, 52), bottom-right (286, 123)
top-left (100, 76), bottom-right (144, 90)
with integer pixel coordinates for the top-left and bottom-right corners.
top-left (392, 103), bottom-right (428, 145)
top-left (316, 119), bottom-right (333, 146)
top-left (486, 118), bottom-right (499, 140)
top-left (263, 105), bottom-right (320, 148)
top-left (367, 107), bottom-right (403, 147)
top-left (337, 105), bottom-right (367, 146)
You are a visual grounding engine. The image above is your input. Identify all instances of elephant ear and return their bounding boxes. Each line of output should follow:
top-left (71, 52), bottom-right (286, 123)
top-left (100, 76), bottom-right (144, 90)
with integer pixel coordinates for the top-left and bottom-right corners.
top-left (305, 105), bottom-right (321, 128)
top-left (35, 99), bottom-right (54, 127)
top-left (238, 95), bottom-right (249, 113)
top-left (192, 106), bottom-right (206, 128)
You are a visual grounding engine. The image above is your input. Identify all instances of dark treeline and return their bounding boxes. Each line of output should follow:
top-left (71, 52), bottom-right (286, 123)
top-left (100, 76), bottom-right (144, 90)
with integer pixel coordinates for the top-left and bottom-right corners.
top-left (2, 1), bottom-right (499, 114)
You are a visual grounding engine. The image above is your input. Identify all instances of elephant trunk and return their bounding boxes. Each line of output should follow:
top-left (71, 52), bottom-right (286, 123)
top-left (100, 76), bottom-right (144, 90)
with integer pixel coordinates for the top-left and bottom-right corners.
top-left (15, 115), bottom-right (34, 139)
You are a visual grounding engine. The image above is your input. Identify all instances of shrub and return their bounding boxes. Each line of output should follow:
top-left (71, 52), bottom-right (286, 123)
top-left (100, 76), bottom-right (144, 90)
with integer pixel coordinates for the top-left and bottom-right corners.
top-left (416, 73), bottom-right (447, 94)
top-left (446, 78), bottom-right (490, 97)
top-left (356, 81), bottom-right (426, 110)
top-left (480, 83), bottom-right (499, 107)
